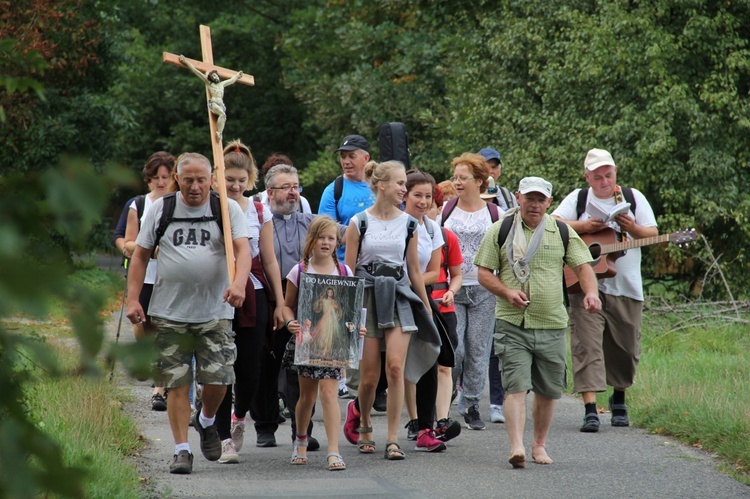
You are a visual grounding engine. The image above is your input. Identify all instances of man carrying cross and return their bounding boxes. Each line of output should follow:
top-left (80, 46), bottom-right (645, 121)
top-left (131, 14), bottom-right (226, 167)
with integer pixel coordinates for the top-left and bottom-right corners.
top-left (179, 54), bottom-right (243, 142)
top-left (126, 152), bottom-right (252, 474)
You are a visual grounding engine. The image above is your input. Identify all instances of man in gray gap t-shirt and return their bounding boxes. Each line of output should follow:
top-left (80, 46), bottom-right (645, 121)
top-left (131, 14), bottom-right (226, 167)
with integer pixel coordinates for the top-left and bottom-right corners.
top-left (126, 152), bottom-right (251, 475)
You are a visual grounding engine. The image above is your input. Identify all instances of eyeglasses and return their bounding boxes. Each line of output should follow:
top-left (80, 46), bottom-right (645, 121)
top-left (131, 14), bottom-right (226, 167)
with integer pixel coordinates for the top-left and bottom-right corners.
top-left (269, 184), bottom-right (303, 193)
top-left (450, 175), bottom-right (475, 183)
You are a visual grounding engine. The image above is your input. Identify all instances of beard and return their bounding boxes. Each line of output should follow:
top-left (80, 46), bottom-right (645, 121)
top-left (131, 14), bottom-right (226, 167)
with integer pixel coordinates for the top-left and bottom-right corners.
top-left (274, 197), bottom-right (299, 214)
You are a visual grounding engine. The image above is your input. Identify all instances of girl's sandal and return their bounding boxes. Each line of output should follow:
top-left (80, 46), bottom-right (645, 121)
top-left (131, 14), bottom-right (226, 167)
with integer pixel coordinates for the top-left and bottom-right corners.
top-left (326, 452), bottom-right (346, 471)
top-left (291, 434), bottom-right (309, 465)
top-left (384, 441), bottom-right (405, 461)
top-left (357, 426), bottom-right (375, 454)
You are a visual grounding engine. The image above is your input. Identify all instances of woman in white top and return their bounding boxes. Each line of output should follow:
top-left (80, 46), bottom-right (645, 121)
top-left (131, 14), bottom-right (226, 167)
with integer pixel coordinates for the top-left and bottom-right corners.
top-left (437, 152), bottom-right (503, 430)
top-left (123, 151), bottom-right (175, 411)
top-left (343, 160), bottom-right (438, 460)
top-left (214, 140), bottom-right (285, 463)
top-left (401, 169), bottom-right (448, 452)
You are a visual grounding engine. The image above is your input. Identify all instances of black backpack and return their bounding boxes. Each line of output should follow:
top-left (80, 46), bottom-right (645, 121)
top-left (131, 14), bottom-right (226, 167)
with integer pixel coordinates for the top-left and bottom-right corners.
top-left (152, 191), bottom-right (224, 255)
top-left (496, 215), bottom-right (570, 305)
top-left (134, 194), bottom-right (147, 229)
top-left (575, 186), bottom-right (637, 220)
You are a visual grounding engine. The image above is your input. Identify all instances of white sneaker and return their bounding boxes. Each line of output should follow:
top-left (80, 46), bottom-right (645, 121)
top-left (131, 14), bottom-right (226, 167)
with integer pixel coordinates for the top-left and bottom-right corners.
top-left (230, 419), bottom-right (245, 451)
top-left (218, 438), bottom-right (239, 464)
top-left (490, 404), bottom-right (505, 423)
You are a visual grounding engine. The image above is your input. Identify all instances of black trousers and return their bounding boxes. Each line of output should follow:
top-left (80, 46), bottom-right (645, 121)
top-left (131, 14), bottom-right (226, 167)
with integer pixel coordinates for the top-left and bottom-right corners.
top-left (216, 290), bottom-right (268, 441)
top-left (416, 361), bottom-right (438, 430)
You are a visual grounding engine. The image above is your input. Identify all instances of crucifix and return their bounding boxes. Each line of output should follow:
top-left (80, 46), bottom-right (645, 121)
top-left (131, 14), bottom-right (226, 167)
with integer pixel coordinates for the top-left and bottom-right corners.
top-left (163, 25), bottom-right (254, 282)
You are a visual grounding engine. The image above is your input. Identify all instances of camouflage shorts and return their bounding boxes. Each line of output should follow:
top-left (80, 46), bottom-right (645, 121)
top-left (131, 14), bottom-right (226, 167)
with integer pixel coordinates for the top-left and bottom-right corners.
top-left (151, 317), bottom-right (236, 388)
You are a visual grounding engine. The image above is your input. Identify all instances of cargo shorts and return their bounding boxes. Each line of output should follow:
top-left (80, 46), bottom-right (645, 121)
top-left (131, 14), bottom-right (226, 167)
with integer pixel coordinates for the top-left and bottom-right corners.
top-left (151, 317), bottom-right (236, 388)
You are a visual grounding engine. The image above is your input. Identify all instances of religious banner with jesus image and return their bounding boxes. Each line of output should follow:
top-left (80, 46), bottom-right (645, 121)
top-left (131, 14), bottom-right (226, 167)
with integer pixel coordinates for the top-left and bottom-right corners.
top-left (295, 273), bottom-right (364, 369)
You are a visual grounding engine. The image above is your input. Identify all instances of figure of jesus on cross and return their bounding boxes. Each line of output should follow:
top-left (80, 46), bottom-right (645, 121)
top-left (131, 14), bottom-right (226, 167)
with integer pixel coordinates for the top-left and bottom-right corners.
top-left (179, 54), bottom-right (243, 142)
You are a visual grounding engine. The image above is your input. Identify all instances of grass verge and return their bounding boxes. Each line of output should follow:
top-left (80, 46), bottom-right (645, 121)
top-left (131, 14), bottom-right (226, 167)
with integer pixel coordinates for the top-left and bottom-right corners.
top-left (567, 307), bottom-right (750, 486)
top-left (10, 266), bottom-right (145, 498)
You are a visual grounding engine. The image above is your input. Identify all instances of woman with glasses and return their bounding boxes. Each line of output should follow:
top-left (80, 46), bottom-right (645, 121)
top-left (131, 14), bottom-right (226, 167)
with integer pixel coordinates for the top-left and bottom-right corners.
top-left (213, 139), bottom-right (285, 464)
top-left (438, 153), bottom-right (503, 431)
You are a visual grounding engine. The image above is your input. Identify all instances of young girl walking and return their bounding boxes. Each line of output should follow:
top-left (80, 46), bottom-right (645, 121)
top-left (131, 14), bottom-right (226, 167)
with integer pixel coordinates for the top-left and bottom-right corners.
top-left (283, 216), bottom-right (363, 471)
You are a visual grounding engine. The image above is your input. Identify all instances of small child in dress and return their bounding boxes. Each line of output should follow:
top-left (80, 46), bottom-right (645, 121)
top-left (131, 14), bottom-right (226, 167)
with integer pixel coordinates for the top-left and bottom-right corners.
top-left (283, 215), bottom-right (365, 471)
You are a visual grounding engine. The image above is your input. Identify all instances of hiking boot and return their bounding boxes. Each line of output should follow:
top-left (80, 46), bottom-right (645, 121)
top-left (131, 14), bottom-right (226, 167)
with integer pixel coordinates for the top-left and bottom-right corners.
top-left (435, 418), bottom-right (461, 442)
top-left (169, 450), bottom-right (193, 474)
top-left (415, 428), bottom-right (446, 452)
top-left (218, 438), bottom-right (239, 464)
top-left (192, 411), bottom-right (222, 461)
top-left (230, 418), bottom-right (245, 451)
top-left (151, 392), bottom-right (167, 412)
top-left (464, 404), bottom-right (485, 430)
top-left (490, 404), bottom-right (506, 424)
top-left (404, 419), bottom-right (419, 441)
top-left (580, 413), bottom-right (601, 433)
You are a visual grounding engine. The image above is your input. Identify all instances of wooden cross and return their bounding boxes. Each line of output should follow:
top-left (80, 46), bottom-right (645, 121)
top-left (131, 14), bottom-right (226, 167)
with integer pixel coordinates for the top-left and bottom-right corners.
top-left (163, 25), bottom-right (254, 282)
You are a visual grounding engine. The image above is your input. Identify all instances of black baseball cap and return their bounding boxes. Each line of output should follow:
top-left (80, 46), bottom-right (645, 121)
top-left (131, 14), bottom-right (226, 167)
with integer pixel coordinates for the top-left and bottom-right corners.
top-left (335, 134), bottom-right (370, 154)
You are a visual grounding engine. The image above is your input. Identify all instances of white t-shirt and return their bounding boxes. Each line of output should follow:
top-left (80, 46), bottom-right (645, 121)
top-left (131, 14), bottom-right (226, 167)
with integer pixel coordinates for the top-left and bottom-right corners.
top-left (552, 187), bottom-right (657, 301)
top-left (351, 211), bottom-right (412, 268)
top-left (244, 199), bottom-right (273, 289)
top-left (438, 206), bottom-right (495, 286)
top-left (136, 194), bottom-right (250, 322)
top-left (416, 217), bottom-right (444, 273)
top-left (129, 195), bottom-right (158, 285)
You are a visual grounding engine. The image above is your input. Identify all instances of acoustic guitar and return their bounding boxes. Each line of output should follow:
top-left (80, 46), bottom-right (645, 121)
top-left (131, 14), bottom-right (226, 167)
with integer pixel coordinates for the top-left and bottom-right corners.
top-left (564, 228), bottom-right (697, 293)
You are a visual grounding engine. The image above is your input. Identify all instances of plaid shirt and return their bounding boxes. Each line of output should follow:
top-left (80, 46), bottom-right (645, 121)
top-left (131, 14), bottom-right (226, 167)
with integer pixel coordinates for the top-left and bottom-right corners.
top-left (474, 214), bottom-right (592, 329)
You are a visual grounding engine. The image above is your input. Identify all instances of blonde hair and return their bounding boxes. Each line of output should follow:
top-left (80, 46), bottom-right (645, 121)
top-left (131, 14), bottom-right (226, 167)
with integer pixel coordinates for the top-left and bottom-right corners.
top-left (301, 215), bottom-right (341, 272)
top-left (363, 160), bottom-right (405, 194)
top-left (451, 152), bottom-right (490, 193)
top-left (223, 139), bottom-right (258, 189)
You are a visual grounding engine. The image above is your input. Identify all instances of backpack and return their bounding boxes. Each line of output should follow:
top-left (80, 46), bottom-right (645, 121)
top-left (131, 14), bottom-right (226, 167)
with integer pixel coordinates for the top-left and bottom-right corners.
top-left (490, 186), bottom-right (516, 211)
top-left (439, 197), bottom-right (501, 227)
top-left (497, 215), bottom-right (570, 305)
top-left (423, 219), bottom-right (449, 277)
top-left (575, 186), bottom-right (637, 220)
top-left (134, 194), bottom-right (147, 229)
top-left (332, 174), bottom-right (345, 221)
top-left (355, 211), bottom-right (418, 261)
top-left (153, 192), bottom-right (263, 256)
top-left (378, 122), bottom-right (410, 168)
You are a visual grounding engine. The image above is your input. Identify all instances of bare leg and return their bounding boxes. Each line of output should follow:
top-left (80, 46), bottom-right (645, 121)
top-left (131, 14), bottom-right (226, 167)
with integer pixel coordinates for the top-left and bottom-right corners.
top-left (167, 384), bottom-right (191, 444)
top-left (295, 377), bottom-right (319, 461)
top-left (531, 394), bottom-right (555, 464)
top-left (200, 384), bottom-right (227, 418)
top-left (435, 365), bottom-right (453, 420)
top-left (504, 391), bottom-right (527, 468)
top-left (404, 380), bottom-right (417, 420)
top-left (357, 337), bottom-right (381, 451)
top-left (582, 391), bottom-right (596, 404)
top-left (383, 327), bottom-right (410, 444)
top-left (319, 379), bottom-right (343, 468)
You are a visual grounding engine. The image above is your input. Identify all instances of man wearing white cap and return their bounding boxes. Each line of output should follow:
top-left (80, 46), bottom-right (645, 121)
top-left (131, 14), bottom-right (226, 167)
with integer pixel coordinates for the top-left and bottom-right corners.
top-left (475, 177), bottom-right (601, 468)
top-left (552, 149), bottom-right (657, 433)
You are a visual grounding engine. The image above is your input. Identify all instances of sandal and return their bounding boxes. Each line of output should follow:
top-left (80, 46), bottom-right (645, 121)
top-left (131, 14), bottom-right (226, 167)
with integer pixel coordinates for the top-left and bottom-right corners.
top-left (608, 396), bottom-right (630, 427)
top-left (383, 441), bottom-right (405, 461)
top-left (326, 452), bottom-right (346, 471)
top-left (290, 434), bottom-right (308, 465)
top-left (357, 426), bottom-right (375, 454)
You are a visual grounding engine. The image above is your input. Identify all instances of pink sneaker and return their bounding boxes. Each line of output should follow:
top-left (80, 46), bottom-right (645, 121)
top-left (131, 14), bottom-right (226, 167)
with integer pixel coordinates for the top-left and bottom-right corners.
top-left (415, 428), bottom-right (446, 453)
top-left (343, 399), bottom-right (360, 445)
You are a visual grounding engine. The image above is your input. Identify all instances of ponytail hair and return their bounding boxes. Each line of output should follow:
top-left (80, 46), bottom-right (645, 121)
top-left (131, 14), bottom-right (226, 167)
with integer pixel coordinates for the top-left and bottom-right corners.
top-left (223, 139), bottom-right (258, 189)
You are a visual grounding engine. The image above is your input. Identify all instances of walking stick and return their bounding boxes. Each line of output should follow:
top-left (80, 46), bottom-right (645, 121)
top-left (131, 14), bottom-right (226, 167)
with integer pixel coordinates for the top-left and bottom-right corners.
top-left (109, 259), bottom-right (129, 382)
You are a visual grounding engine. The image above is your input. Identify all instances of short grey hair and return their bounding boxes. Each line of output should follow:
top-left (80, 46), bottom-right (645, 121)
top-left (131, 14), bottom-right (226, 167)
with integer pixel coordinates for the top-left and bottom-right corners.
top-left (265, 164), bottom-right (298, 188)
top-left (176, 152), bottom-right (212, 175)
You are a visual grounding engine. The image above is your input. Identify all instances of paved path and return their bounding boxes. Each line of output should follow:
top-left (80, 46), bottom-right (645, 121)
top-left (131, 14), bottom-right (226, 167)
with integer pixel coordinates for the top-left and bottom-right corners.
top-left (105, 304), bottom-right (748, 498)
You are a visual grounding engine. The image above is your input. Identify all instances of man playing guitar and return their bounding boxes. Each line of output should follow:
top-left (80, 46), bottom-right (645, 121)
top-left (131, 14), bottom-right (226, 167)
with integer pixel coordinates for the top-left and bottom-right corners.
top-left (552, 148), bottom-right (658, 433)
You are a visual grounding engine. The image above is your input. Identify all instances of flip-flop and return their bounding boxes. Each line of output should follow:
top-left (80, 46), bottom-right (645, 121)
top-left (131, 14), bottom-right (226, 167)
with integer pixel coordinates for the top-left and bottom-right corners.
top-left (326, 452), bottom-right (346, 471)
